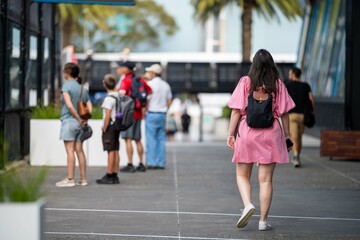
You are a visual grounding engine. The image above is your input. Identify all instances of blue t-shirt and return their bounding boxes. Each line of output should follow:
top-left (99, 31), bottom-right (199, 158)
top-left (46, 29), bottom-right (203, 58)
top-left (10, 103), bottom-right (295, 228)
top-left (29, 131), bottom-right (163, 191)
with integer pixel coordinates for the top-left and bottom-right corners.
top-left (60, 79), bottom-right (90, 120)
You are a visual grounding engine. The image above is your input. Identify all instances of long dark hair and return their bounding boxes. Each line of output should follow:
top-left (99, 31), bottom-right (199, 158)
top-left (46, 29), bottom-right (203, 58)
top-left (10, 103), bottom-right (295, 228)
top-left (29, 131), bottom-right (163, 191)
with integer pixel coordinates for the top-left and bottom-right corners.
top-left (63, 62), bottom-right (82, 84)
top-left (248, 49), bottom-right (279, 94)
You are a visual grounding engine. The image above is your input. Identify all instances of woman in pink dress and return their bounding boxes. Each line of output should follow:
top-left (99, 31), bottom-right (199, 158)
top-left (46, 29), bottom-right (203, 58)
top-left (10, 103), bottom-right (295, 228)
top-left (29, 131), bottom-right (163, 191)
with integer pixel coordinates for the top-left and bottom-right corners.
top-left (227, 49), bottom-right (295, 231)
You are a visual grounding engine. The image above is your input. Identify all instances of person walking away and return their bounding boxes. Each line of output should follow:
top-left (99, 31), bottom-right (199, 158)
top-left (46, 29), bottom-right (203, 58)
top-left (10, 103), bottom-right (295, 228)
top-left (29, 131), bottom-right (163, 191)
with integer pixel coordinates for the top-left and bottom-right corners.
top-left (284, 67), bottom-right (315, 167)
top-left (119, 61), bottom-right (152, 172)
top-left (227, 49), bottom-right (295, 231)
top-left (181, 109), bottom-right (191, 141)
top-left (96, 74), bottom-right (121, 184)
top-left (56, 62), bottom-right (92, 187)
top-left (166, 113), bottom-right (177, 141)
top-left (145, 64), bottom-right (172, 169)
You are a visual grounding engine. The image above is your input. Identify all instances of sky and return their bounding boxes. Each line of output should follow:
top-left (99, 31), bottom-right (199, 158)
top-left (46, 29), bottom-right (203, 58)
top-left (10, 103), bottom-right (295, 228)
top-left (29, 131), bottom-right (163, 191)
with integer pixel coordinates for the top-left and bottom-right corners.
top-left (135, 0), bottom-right (303, 56)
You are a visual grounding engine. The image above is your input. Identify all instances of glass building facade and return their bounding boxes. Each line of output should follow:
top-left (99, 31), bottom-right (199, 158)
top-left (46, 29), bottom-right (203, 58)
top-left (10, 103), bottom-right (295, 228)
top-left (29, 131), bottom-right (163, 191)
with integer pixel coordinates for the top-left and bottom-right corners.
top-left (0, 0), bottom-right (55, 163)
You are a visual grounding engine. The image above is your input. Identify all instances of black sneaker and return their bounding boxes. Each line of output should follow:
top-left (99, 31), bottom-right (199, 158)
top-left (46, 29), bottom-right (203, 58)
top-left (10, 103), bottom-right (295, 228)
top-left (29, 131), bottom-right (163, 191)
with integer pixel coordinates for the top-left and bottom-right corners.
top-left (112, 175), bottom-right (120, 184)
top-left (136, 163), bottom-right (146, 172)
top-left (96, 174), bottom-right (115, 184)
top-left (120, 164), bottom-right (135, 173)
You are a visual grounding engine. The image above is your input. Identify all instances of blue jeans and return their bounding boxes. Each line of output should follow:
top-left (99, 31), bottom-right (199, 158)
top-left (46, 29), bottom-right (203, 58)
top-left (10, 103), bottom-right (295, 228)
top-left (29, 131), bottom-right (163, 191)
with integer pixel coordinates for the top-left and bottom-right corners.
top-left (146, 112), bottom-right (166, 167)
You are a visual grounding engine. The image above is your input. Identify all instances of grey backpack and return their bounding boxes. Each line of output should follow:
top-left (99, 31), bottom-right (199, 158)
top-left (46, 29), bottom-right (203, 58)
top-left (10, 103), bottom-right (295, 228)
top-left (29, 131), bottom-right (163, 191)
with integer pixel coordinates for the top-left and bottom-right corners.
top-left (108, 94), bottom-right (135, 131)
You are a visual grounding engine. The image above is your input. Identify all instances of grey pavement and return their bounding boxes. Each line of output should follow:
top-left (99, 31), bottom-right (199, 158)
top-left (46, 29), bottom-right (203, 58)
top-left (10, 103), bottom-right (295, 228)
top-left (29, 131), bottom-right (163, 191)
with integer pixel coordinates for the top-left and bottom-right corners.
top-left (31, 135), bottom-right (360, 240)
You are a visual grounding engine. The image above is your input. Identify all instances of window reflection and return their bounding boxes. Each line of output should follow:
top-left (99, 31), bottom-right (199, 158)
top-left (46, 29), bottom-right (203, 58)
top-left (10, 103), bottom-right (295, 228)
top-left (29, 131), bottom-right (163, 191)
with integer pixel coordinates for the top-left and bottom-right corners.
top-left (26, 34), bottom-right (38, 107)
top-left (42, 38), bottom-right (51, 106)
top-left (8, 27), bottom-right (21, 109)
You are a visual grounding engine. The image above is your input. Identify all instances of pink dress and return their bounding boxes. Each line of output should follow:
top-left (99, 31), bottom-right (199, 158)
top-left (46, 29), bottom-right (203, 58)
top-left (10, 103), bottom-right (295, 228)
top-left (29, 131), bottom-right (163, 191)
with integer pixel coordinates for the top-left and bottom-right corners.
top-left (228, 76), bottom-right (295, 164)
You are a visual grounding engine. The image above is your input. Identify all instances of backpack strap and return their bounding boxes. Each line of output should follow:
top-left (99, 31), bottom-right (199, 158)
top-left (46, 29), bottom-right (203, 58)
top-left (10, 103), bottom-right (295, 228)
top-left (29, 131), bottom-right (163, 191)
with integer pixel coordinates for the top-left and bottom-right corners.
top-left (107, 95), bottom-right (119, 124)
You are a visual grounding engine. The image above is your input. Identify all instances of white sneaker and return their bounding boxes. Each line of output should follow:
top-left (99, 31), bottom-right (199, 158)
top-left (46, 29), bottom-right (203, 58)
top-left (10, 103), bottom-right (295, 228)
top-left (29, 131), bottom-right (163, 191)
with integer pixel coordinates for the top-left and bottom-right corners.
top-left (259, 220), bottom-right (272, 231)
top-left (237, 203), bottom-right (256, 228)
top-left (56, 177), bottom-right (75, 187)
top-left (76, 179), bottom-right (88, 186)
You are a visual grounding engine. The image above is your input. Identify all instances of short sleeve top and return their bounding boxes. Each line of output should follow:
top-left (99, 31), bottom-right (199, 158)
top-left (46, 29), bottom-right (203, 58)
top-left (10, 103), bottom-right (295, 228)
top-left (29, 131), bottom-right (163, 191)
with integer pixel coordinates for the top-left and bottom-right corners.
top-left (284, 80), bottom-right (311, 114)
top-left (228, 76), bottom-right (295, 118)
top-left (60, 79), bottom-right (90, 121)
top-left (102, 92), bottom-right (118, 123)
top-left (120, 73), bottom-right (152, 120)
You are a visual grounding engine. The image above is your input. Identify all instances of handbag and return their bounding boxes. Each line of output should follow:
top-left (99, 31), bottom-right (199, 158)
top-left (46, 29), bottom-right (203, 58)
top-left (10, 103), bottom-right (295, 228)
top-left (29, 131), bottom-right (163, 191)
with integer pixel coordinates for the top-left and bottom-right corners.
top-left (304, 98), bottom-right (315, 128)
top-left (78, 81), bottom-right (92, 120)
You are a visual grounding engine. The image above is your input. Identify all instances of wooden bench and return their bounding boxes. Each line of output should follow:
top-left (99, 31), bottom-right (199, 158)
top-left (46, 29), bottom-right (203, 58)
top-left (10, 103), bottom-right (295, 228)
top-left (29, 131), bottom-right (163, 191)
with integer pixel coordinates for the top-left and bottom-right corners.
top-left (321, 130), bottom-right (360, 160)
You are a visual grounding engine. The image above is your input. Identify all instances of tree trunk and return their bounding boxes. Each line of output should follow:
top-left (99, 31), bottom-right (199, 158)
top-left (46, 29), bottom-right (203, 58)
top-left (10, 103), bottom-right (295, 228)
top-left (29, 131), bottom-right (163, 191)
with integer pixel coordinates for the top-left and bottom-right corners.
top-left (61, 17), bottom-right (73, 48)
top-left (241, 1), bottom-right (253, 62)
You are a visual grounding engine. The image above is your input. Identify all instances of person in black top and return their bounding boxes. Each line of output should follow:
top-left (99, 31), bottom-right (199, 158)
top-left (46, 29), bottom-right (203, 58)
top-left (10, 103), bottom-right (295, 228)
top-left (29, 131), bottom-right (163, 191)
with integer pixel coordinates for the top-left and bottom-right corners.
top-left (181, 109), bottom-right (191, 141)
top-left (284, 67), bottom-right (315, 167)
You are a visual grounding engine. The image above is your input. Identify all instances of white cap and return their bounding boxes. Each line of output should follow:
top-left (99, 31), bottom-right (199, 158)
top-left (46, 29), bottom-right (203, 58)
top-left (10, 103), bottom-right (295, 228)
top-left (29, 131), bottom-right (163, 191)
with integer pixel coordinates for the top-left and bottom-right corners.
top-left (145, 64), bottom-right (162, 74)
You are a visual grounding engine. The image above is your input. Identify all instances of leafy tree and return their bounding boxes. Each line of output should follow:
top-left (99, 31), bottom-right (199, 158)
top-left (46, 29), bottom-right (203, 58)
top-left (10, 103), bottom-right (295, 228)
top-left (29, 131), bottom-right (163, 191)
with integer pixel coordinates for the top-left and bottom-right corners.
top-left (192, 0), bottom-right (304, 62)
top-left (57, 4), bottom-right (116, 48)
top-left (57, 1), bottom-right (178, 52)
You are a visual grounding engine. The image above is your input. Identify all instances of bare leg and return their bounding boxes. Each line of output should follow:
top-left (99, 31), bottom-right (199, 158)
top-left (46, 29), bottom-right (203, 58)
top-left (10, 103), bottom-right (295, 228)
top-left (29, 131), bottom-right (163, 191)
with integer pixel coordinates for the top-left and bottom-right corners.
top-left (107, 151), bottom-right (115, 174)
top-left (135, 140), bottom-right (144, 164)
top-left (125, 138), bottom-right (133, 164)
top-left (64, 141), bottom-right (76, 179)
top-left (113, 151), bottom-right (120, 173)
top-left (75, 141), bottom-right (87, 180)
top-left (236, 163), bottom-right (254, 207)
top-left (258, 163), bottom-right (276, 222)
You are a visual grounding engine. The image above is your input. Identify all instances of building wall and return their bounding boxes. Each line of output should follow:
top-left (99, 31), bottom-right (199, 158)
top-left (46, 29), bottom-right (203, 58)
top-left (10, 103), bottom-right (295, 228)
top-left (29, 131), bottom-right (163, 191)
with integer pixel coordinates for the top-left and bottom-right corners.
top-left (0, 0), bottom-right (55, 163)
top-left (298, 0), bottom-right (346, 129)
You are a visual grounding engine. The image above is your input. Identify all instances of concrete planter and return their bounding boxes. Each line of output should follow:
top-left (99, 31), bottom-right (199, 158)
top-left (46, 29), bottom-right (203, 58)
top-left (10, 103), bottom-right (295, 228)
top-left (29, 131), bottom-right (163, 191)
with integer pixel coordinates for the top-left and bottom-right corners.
top-left (30, 119), bottom-right (145, 167)
top-left (0, 198), bottom-right (46, 240)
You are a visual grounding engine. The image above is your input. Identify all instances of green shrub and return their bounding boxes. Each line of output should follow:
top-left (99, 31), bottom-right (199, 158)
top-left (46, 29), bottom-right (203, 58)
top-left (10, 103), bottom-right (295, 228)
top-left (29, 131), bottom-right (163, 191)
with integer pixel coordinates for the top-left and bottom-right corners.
top-left (0, 167), bottom-right (47, 202)
top-left (91, 105), bottom-right (103, 119)
top-left (31, 104), bottom-right (61, 119)
top-left (222, 105), bottom-right (232, 119)
top-left (0, 137), bottom-right (47, 202)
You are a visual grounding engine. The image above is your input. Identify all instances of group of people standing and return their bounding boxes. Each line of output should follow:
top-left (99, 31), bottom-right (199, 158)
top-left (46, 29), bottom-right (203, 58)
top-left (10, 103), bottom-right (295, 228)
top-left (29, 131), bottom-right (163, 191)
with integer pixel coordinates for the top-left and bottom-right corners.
top-left (56, 60), bottom-right (172, 187)
top-left (56, 49), bottom-right (315, 232)
top-left (227, 49), bottom-right (315, 231)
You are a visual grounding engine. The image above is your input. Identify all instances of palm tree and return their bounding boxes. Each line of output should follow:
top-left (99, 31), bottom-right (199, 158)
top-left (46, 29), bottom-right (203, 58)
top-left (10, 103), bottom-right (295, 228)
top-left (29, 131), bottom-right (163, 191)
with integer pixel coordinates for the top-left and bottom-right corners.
top-left (89, 0), bottom-right (178, 52)
top-left (192, 0), bottom-right (304, 62)
top-left (57, 1), bottom-right (178, 52)
top-left (57, 4), bottom-right (117, 48)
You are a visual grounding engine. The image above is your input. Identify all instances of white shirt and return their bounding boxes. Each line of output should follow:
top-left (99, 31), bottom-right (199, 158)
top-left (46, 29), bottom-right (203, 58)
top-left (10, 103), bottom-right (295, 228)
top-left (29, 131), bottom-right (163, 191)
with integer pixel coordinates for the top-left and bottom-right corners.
top-left (147, 77), bottom-right (172, 113)
top-left (101, 92), bottom-right (118, 123)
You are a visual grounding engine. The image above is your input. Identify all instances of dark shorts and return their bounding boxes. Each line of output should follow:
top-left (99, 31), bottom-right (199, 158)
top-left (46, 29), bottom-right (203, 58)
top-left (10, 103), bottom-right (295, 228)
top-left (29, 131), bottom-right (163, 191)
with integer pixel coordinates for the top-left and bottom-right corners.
top-left (121, 119), bottom-right (141, 140)
top-left (102, 124), bottom-right (120, 151)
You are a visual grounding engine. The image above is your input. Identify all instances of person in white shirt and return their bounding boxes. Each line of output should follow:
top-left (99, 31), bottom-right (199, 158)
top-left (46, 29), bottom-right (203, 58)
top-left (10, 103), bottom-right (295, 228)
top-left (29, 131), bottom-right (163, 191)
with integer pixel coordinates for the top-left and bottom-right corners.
top-left (96, 74), bottom-right (121, 184)
top-left (145, 64), bottom-right (172, 169)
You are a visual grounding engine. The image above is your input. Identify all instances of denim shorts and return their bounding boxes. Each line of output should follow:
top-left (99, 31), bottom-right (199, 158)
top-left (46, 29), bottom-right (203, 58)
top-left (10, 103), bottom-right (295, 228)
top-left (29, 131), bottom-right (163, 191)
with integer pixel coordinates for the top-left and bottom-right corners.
top-left (60, 118), bottom-right (82, 141)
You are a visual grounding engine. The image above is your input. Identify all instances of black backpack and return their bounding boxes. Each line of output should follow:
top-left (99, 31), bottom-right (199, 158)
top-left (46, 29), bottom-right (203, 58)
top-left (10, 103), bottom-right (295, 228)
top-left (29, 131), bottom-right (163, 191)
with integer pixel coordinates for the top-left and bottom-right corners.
top-left (108, 94), bottom-right (135, 131)
top-left (246, 91), bottom-right (274, 128)
top-left (131, 77), bottom-right (147, 109)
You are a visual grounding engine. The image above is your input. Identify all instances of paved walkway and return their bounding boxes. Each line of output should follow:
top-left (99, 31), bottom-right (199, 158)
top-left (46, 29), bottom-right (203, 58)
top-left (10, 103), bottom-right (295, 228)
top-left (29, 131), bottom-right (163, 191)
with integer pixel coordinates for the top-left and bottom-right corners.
top-left (40, 135), bottom-right (360, 240)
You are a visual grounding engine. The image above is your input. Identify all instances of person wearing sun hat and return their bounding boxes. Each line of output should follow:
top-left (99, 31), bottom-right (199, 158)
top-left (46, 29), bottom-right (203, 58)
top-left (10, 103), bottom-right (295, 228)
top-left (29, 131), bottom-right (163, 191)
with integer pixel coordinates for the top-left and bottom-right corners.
top-left (145, 64), bottom-right (172, 169)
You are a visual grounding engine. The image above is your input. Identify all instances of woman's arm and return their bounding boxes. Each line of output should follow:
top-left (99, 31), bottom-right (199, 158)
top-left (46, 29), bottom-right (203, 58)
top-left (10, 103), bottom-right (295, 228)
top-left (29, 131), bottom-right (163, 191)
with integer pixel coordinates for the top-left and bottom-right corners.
top-left (86, 100), bottom-right (93, 114)
top-left (280, 112), bottom-right (290, 139)
top-left (227, 109), bottom-right (241, 149)
top-left (63, 92), bottom-right (85, 126)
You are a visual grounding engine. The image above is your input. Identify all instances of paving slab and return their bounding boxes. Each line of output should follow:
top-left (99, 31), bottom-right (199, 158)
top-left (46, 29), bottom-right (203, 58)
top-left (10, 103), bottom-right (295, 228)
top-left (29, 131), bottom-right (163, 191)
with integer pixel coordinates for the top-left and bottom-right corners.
top-left (20, 137), bottom-right (360, 240)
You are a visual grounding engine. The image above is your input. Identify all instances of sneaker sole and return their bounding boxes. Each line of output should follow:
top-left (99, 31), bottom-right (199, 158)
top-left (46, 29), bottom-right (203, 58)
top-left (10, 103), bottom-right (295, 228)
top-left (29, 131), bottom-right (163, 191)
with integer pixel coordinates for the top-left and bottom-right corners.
top-left (76, 183), bottom-right (88, 186)
top-left (259, 226), bottom-right (273, 231)
top-left (96, 180), bottom-right (116, 184)
top-left (237, 208), bottom-right (256, 228)
top-left (56, 184), bottom-right (75, 187)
